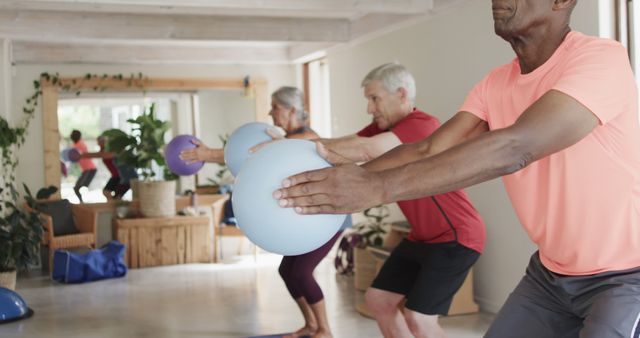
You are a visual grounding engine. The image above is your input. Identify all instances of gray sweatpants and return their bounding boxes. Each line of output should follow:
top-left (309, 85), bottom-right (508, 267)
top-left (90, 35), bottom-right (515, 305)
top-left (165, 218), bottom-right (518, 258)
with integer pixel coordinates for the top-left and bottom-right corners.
top-left (485, 252), bottom-right (640, 338)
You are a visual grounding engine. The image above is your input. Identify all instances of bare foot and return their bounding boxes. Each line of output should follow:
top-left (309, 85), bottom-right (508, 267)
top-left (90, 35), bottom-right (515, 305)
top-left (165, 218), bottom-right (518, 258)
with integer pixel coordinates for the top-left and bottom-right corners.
top-left (282, 325), bottom-right (317, 338)
top-left (312, 328), bottom-right (333, 338)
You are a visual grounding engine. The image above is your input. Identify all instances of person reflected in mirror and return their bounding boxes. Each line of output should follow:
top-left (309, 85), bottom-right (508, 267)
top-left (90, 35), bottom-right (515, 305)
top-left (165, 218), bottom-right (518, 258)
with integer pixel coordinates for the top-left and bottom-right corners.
top-left (70, 129), bottom-right (97, 204)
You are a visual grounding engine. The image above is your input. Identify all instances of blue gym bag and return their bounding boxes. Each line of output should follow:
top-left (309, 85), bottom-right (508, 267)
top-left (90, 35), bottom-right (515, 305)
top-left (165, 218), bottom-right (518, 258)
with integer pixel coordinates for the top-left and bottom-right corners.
top-left (52, 241), bottom-right (127, 283)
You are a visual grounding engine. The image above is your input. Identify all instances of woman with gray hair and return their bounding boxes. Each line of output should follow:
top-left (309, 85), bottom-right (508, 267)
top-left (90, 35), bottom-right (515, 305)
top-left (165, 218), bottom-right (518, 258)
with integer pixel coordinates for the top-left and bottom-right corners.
top-left (179, 86), bottom-right (316, 163)
top-left (180, 86), bottom-right (341, 338)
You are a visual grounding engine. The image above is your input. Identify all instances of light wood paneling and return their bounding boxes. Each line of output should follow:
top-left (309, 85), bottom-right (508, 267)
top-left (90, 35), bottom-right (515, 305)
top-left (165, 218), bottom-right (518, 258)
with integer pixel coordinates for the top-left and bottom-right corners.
top-left (115, 215), bottom-right (211, 268)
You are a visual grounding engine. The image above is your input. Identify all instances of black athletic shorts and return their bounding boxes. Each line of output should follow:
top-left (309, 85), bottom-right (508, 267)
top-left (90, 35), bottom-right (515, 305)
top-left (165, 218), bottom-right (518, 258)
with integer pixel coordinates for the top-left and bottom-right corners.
top-left (104, 176), bottom-right (120, 192)
top-left (74, 169), bottom-right (97, 190)
top-left (371, 239), bottom-right (479, 315)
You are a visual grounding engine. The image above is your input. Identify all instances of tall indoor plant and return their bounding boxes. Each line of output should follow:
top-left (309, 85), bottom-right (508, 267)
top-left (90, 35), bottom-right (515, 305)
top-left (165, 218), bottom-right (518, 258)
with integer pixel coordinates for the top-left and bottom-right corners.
top-left (0, 186), bottom-right (44, 290)
top-left (103, 104), bottom-right (177, 217)
top-left (0, 78), bottom-right (46, 289)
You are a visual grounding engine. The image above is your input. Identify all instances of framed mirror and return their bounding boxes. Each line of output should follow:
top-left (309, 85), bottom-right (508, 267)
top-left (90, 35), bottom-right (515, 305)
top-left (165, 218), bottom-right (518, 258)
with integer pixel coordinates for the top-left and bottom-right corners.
top-left (42, 77), bottom-right (268, 201)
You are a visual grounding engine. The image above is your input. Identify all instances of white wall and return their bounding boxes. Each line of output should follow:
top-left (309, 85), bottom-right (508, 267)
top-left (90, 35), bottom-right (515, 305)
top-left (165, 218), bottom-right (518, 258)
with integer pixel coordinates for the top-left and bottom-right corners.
top-left (196, 88), bottom-right (256, 185)
top-left (11, 64), bottom-right (295, 193)
top-left (0, 39), bottom-right (10, 208)
top-left (327, 0), bottom-right (600, 313)
top-left (0, 39), bottom-right (10, 121)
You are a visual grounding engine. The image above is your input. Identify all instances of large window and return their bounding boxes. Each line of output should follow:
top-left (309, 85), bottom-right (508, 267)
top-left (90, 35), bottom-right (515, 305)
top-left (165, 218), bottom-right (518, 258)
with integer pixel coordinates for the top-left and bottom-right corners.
top-left (608, 0), bottom-right (640, 118)
top-left (305, 58), bottom-right (332, 137)
top-left (611, 1), bottom-right (640, 74)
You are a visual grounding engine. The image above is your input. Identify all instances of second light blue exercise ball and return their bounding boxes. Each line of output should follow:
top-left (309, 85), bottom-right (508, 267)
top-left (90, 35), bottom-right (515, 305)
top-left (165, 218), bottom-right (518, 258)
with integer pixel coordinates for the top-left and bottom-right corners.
top-left (232, 139), bottom-right (347, 256)
top-left (224, 122), bottom-right (273, 176)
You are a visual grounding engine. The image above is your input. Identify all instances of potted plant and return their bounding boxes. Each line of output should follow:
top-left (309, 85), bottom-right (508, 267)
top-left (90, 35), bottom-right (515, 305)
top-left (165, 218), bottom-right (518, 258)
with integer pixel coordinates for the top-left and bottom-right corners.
top-left (0, 185), bottom-right (44, 290)
top-left (1, 93), bottom-right (45, 289)
top-left (102, 104), bottom-right (177, 217)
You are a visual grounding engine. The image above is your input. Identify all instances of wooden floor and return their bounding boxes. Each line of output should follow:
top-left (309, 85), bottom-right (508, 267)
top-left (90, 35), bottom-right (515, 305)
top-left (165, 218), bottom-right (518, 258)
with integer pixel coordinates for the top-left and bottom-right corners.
top-left (0, 253), bottom-right (494, 338)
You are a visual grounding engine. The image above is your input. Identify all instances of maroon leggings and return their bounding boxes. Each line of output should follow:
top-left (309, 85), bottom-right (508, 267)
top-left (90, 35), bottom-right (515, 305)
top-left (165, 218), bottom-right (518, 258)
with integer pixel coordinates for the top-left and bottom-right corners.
top-left (278, 231), bottom-right (343, 305)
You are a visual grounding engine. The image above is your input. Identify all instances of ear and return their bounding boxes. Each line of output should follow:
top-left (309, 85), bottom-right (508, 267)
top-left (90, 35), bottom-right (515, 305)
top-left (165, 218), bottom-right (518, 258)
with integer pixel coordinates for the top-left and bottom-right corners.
top-left (396, 87), bottom-right (408, 103)
top-left (287, 107), bottom-right (297, 119)
top-left (552, 0), bottom-right (576, 11)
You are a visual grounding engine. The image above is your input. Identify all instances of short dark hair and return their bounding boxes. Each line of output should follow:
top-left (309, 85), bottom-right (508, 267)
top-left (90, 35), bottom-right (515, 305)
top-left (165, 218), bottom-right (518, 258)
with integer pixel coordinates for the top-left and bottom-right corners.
top-left (70, 129), bottom-right (82, 143)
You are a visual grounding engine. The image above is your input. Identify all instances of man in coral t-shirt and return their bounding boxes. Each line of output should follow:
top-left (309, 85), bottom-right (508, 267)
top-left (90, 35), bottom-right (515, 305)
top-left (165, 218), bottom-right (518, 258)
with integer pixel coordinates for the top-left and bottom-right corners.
top-left (70, 129), bottom-right (96, 203)
top-left (275, 1), bottom-right (640, 337)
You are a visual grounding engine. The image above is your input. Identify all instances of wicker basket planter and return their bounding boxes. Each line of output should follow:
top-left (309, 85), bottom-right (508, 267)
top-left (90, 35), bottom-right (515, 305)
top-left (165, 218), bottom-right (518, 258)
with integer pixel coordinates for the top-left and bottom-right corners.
top-left (138, 180), bottom-right (176, 218)
top-left (130, 178), bottom-right (139, 200)
top-left (0, 270), bottom-right (17, 290)
top-left (354, 247), bottom-right (377, 291)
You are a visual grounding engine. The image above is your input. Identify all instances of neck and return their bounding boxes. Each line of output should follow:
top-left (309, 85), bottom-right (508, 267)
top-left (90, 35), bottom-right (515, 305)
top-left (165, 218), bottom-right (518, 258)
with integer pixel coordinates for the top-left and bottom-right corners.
top-left (390, 106), bottom-right (414, 126)
top-left (286, 120), bottom-right (307, 135)
top-left (509, 25), bottom-right (571, 74)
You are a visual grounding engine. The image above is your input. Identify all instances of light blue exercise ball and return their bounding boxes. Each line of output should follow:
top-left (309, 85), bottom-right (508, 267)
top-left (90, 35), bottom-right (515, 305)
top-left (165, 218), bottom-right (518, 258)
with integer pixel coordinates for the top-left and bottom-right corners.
top-left (232, 139), bottom-right (347, 256)
top-left (224, 122), bottom-right (274, 176)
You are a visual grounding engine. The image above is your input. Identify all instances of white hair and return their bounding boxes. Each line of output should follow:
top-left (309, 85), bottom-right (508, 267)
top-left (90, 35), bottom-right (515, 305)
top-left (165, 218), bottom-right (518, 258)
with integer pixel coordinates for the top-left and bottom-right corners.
top-left (361, 63), bottom-right (416, 105)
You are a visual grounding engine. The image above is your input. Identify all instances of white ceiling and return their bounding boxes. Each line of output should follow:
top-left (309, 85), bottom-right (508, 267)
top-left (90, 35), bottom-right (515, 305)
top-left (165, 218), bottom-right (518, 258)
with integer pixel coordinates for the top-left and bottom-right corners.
top-left (0, 0), bottom-right (468, 65)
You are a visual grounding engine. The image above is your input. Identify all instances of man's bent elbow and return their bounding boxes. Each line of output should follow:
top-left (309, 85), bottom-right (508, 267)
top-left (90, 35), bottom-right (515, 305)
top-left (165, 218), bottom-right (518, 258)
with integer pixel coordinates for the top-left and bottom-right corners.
top-left (502, 151), bottom-right (534, 175)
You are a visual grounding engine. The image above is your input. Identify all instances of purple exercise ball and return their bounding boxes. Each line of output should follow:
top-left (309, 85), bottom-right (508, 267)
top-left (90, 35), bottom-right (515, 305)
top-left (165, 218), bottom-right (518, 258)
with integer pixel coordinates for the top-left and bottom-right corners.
top-left (165, 135), bottom-right (205, 176)
top-left (67, 148), bottom-right (81, 162)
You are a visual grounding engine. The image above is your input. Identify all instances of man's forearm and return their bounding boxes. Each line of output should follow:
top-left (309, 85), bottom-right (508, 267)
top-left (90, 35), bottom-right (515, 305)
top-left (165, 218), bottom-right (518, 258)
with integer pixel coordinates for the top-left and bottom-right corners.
top-left (320, 135), bottom-right (371, 163)
top-left (361, 142), bottom-right (423, 172)
top-left (207, 148), bottom-right (225, 164)
top-left (378, 128), bottom-right (524, 203)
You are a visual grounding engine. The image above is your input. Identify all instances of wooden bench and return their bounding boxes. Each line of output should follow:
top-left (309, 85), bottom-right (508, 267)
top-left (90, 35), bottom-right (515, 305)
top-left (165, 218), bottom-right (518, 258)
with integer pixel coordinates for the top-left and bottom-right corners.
top-left (356, 221), bottom-right (478, 317)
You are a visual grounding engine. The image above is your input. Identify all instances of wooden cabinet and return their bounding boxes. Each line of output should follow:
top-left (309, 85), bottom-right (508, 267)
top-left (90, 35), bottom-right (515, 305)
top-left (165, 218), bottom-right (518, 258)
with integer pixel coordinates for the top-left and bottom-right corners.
top-left (115, 215), bottom-right (212, 268)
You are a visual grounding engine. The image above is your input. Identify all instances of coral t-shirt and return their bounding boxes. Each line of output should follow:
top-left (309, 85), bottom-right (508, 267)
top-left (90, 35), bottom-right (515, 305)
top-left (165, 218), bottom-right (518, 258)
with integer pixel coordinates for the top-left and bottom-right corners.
top-left (73, 140), bottom-right (96, 171)
top-left (358, 110), bottom-right (486, 253)
top-left (460, 31), bottom-right (640, 275)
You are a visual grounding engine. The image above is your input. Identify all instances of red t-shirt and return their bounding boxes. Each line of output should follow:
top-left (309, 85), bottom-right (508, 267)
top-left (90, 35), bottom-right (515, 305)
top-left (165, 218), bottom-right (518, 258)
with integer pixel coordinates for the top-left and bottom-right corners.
top-left (357, 109), bottom-right (486, 253)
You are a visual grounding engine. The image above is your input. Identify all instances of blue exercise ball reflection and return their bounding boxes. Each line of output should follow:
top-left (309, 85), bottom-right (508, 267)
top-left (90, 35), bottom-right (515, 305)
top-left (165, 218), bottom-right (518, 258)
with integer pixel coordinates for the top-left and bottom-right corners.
top-left (232, 139), bottom-right (346, 256)
top-left (224, 122), bottom-right (273, 176)
top-left (0, 287), bottom-right (33, 324)
top-left (60, 148), bottom-right (72, 162)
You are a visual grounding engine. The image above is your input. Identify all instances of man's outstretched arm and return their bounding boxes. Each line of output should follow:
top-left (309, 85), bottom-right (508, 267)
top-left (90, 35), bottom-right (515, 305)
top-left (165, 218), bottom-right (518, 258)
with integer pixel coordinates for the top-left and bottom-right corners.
top-left (360, 111), bottom-right (489, 172)
top-left (318, 132), bottom-right (402, 164)
top-left (275, 90), bottom-right (599, 214)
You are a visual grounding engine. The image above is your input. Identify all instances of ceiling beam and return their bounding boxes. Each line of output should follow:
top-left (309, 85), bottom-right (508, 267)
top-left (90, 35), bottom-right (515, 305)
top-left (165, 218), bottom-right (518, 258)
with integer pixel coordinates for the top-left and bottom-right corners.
top-left (0, 0), bottom-right (434, 17)
top-left (0, 10), bottom-right (351, 43)
top-left (350, 13), bottom-right (430, 41)
top-left (12, 41), bottom-right (291, 64)
top-left (288, 43), bottom-right (335, 63)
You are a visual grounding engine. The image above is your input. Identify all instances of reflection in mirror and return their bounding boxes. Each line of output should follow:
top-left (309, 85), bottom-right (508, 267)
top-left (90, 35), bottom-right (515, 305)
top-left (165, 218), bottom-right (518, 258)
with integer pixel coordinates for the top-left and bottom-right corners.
top-left (42, 77), bottom-right (269, 201)
top-left (58, 94), bottom-right (180, 204)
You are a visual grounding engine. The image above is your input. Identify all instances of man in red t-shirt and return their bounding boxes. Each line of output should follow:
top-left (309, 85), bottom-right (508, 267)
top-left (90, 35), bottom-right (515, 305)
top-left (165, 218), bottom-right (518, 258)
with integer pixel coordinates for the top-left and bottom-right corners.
top-left (316, 63), bottom-right (485, 338)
